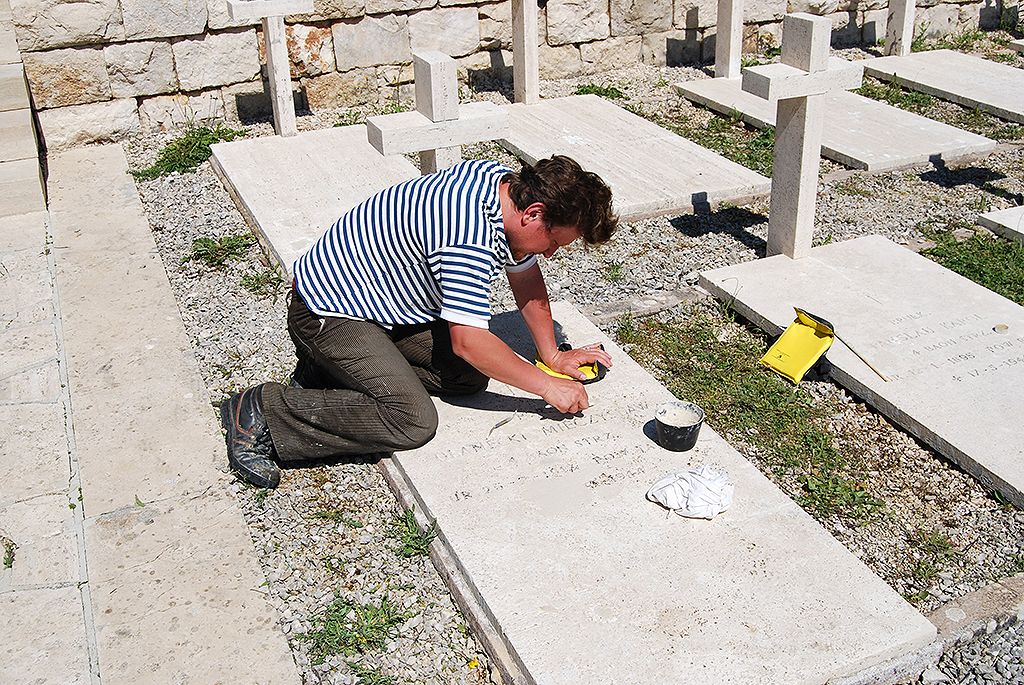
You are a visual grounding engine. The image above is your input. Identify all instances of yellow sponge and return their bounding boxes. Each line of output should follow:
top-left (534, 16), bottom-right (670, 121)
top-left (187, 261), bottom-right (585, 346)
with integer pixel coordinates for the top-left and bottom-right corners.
top-left (760, 308), bottom-right (835, 384)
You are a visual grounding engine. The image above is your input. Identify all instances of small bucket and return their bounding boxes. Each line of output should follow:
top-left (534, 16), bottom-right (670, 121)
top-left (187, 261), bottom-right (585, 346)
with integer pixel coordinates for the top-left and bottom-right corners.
top-left (654, 401), bottom-right (705, 452)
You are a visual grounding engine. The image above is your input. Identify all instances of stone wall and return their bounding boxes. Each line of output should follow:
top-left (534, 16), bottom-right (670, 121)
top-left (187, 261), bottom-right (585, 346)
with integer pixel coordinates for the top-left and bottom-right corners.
top-left (4, 0), bottom-right (1011, 148)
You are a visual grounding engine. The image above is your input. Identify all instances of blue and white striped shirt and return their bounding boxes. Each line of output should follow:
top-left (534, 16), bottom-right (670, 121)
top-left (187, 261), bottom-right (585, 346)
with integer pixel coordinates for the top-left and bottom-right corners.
top-left (293, 160), bottom-right (536, 329)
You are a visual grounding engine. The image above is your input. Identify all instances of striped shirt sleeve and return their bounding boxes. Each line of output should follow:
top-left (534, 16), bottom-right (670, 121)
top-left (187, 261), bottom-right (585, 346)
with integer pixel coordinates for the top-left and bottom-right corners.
top-left (435, 243), bottom-right (497, 328)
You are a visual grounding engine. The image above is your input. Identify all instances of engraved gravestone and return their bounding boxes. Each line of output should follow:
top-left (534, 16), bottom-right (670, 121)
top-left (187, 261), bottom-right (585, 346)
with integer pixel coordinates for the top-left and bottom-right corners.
top-left (702, 235), bottom-right (1024, 506)
top-left (384, 301), bottom-right (935, 683)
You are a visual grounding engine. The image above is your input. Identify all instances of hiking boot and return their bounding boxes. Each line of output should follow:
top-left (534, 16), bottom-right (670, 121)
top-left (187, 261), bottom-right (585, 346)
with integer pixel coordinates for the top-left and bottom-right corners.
top-left (220, 384), bottom-right (281, 488)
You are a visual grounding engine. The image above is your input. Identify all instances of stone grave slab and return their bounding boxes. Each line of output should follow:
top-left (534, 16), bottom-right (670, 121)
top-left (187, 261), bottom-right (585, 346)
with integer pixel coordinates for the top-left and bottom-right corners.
top-left (977, 205), bottom-right (1024, 245)
top-left (0, 586), bottom-right (91, 684)
top-left (499, 94), bottom-right (771, 221)
top-left (864, 50), bottom-right (1024, 124)
top-left (1010, 39), bottom-right (1023, 54)
top-left (211, 126), bottom-right (418, 271)
top-left (385, 300), bottom-right (935, 683)
top-left (677, 78), bottom-right (995, 171)
top-left (701, 235), bottom-right (1024, 506)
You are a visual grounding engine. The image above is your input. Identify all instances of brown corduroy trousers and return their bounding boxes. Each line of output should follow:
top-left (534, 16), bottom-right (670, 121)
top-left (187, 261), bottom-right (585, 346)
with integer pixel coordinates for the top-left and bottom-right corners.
top-left (261, 290), bottom-right (488, 462)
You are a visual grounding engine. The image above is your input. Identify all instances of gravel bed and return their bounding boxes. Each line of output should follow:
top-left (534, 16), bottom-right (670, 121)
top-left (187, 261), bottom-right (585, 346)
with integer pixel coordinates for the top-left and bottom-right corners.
top-left (120, 54), bottom-right (1024, 683)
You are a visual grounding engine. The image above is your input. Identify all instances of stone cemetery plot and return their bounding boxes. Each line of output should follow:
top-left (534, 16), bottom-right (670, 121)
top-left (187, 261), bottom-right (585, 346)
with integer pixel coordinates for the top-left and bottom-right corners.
top-left (676, 81), bottom-right (995, 172)
top-left (701, 235), bottom-right (1024, 507)
top-left (500, 95), bottom-right (771, 221)
top-left (210, 127), bottom-right (418, 271)
top-left (381, 301), bottom-right (935, 683)
top-left (977, 205), bottom-right (1024, 245)
top-left (864, 50), bottom-right (1024, 124)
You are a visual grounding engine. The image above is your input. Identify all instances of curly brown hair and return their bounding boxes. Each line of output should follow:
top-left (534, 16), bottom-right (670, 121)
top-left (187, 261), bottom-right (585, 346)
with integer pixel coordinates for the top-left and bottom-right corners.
top-left (503, 155), bottom-right (618, 245)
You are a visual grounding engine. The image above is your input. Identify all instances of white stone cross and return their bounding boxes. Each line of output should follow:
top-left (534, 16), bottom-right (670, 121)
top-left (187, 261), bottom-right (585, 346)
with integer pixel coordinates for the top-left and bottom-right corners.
top-left (511, 0), bottom-right (540, 104)
top-left (741, 13), bottom-right (863, 259)
top-left (227, 0), bottom-right (313, 137)
top-left (885, 0), bottom-right (915, 57)
top-left (366, 51), bottom-right (509, 175)
top-left (716, 0), bottom-right (744, 79)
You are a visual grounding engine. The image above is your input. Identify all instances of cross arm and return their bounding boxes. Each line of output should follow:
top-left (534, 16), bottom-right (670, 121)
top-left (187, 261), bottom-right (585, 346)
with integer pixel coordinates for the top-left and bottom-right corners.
top-left (227, 0), bottom-right (313, 22)
top-left (741, 58), bottom-right (863, 101)
top-left (366, 102), bottom-right (510, 157)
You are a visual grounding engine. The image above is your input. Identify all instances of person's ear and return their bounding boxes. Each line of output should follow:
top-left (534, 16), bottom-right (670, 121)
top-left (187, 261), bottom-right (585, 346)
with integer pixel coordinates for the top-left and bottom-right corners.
top-left (523, 202), bottom-right (546, 226)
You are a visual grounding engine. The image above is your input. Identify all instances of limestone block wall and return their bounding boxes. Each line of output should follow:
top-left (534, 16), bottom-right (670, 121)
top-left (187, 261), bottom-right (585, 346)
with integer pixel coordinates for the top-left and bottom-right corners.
top-left (4, 0), bottom-right (1012, 148)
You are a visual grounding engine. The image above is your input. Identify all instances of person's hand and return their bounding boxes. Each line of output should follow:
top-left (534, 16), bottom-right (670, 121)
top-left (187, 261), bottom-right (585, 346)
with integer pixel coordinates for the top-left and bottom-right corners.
top-left (541, 377), bottom-right (590, 414)
top-left (544, 343), bottom-right (613, 381)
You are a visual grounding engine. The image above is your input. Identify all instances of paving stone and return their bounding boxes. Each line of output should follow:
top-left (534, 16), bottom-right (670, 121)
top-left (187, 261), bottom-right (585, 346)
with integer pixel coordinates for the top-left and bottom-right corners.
top-left (0, 493), bottom-right (78, 590)
top-left (0, 9), bottom-right (18, 65)
top-left (0, 209), bottom-right (46, 255)
top-left (864, 50), bottom-right (1024, 124)
top-left (500, 94), bottom-right (771, 221)
top-left (977, 205), bottom-right (1024, 246)
top-left (46, 143), bottom-right (299, 684)
top-left (85, 490), bottom-right (299, 684)
top-left (0, 244), bottom-right (53, 330)
top-left (677, 77), bottom-right (995, 171)
top-left (210, 125), bottom-right (418, 271)
top-left (0, 107), bottom-right (38, 162)
top-left (0, 403), bottom-right (70, 507)
top-left (0, 321), bottom-right (58, 390)
top-left (0, 361), bottom-right (60, 404)
top-left (386, 301), bottom-right (935, 682)
top-left (701, 235), bottom-right (1024, 506)
top-left (0, 586), bottom-right (90, 684)
top-left (0, 156), bottom-right (46, 218)
top-left (0, 62), bottom-right (29, 112)
top-left (48, 146), bottom-right (223, 514)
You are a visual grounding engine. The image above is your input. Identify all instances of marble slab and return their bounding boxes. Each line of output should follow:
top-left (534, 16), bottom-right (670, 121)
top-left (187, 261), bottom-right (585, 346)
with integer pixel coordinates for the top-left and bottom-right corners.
top-left (701, 235), bottom-right (1024, 506)
top-left (977, 205), bottom-right (1024, 245)
top-left (500, 94), bottom-right (771, 221)
top-left (387, 301), bottom-right (935, 684)
top-left (211, 126), bottom-right (418, 272)
top-left (864, 50), bottom-right (1024, 124)
top-left (677, 77), bottom-right (995, 171)
top-left (1010, 39), bottom-right (1023, 54)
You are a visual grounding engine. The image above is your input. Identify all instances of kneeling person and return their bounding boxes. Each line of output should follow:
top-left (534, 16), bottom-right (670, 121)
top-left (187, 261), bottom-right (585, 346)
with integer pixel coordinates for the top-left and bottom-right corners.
top-left (222, 155), bottom-right (618, 487)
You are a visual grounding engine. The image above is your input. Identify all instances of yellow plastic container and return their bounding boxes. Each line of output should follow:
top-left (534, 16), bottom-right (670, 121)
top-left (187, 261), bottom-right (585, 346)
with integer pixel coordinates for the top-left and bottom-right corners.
top-left (760, 308), bottom-right (835, 384)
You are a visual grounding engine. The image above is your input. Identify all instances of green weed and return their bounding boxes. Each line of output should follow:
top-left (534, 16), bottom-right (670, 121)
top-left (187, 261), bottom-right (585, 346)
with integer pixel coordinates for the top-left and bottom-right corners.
top-left (656, 110), bottom-right (775, 176)
top-left (834, 177), bottom-right (872, 197)
top-left (624, 310), bottom-right (882, 521)
top-left (241, 268), bottom-right (285, 298)
top-left (2, 535), bottom-right (15, 569)
top-left (856, 78), bottom-right (934, 115)
top-left (909, 527), bottom-right (956, 585)
top-left (347, 662), bottom-right (396, 685)
top-left (303, 595), bottom-right (409, 661)
top-left (910, 23), bottom-right (930, 53)
top-left (614, 312), bottom-right (641, 345)
top-left (314, 509), bottom-right (364, 529)
top-left (574, 83), bottom-right (625, 99)
top-left (922, 224), bottom-right (1024, 305)
top-left (335, 110), bottom-right (364, 127)
top-left (185, 234), bottom-right (253, 269)
top-left (606, 261), bottom-right (624, 282)
top-left (390, 508), bottom-right (437, 558)
top-left (133, 122), bottom-right (244, 180)
top-left (934, 28), bottom-right (987, 52)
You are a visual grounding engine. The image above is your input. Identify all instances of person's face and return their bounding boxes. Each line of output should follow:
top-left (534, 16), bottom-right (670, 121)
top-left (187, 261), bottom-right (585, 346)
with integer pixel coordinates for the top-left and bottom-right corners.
top-left (512, 204), bottom-right (582, 260)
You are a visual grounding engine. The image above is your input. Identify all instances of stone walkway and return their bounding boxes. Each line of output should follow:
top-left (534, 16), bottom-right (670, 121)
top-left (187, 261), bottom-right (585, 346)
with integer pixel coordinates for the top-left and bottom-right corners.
top-left (1, 144), bottom-right (299, 683)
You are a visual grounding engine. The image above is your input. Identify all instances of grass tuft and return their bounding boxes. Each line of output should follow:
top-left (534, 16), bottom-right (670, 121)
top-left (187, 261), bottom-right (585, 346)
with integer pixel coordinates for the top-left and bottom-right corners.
top-left (575, 83), bottom-right (625, 99)
top-left (314, 509), bottom-right (364, 529)
top-left (133, 122), bottom-right (244, 180)
top-left (921, 224), bottom-right (1024, 305)
top-left (616, 310), bottom-right (883, 521)
top-left (390, 507), bottom-right (437, 558)
top-left (655, 109), bottom-right (775, 176)
top-left (185, 234), bottom-right (254, 269)
top-left (856, 78), bottom-right (934, 115)
top-left (347, 662), bottom-right (397, 685)
top-left (241, 268), bottom-right (285, 298)
top-left (2, 535), bottom-right (15, 569)
top-left (303, 595), bottom-right (409, 662)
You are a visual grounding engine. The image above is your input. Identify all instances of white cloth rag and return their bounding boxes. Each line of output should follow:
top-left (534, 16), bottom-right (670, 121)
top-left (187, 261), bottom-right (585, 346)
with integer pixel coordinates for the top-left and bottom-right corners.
top-left (646, 465), bottom-right (734, 520)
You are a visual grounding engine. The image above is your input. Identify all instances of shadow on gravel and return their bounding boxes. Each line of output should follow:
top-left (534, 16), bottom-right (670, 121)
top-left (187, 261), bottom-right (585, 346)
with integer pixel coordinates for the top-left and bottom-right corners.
top-left (669, 206), bottom-right (768, 256)
top-left (919, 159), bottom-right (1011, 198)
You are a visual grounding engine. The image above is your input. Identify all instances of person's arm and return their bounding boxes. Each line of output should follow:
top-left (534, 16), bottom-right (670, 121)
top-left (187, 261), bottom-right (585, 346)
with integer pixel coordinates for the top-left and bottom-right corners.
top-left (506, 262), bottom-right (612, 378)
top-left (448, 322), bottom-right (589, 413)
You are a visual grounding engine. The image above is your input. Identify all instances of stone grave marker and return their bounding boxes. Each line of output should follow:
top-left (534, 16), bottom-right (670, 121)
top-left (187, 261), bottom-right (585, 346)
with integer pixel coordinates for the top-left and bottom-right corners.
top-left (227, 0), bottom-right (313, 137)
top-left (379, 300), bottom-right (935, 683)
top-left (701, 235), bottom-right (1024, 507)
top-left (716, 0), bottom-right (744, 79)
top-left (865, 50), bottom-right (1024, 124)
top-left (511, 0), bottom-right (539, 104)
top-left (885, 0), bottom-right (915, 57)
top-left (977, 205), bottom-right (1024, 245)
top-left (366, 51), bottom-right (509, 174)
top-left (740, 13), bottom-right (863, 258)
